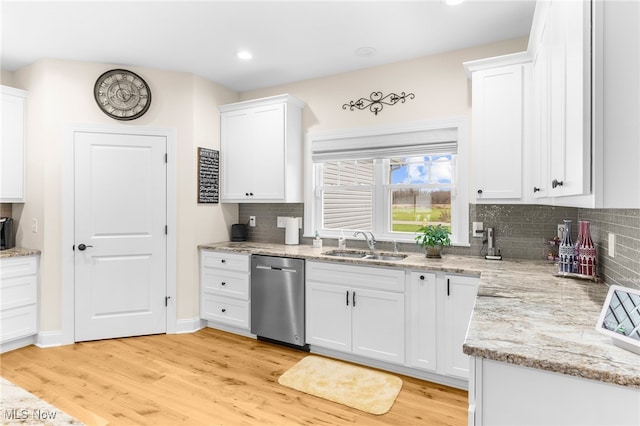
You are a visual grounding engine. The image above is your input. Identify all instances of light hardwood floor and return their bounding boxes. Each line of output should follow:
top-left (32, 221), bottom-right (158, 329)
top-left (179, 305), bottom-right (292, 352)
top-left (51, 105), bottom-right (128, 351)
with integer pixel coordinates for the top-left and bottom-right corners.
top-left (0, 328), bottom-right (467, 425)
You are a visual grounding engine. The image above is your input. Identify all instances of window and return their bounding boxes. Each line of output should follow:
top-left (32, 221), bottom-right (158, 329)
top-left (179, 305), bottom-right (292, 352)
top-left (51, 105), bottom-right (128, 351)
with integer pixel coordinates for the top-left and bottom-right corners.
top-left (305, 120), bottom-right (469, 245)
top-left (388, 155), bottom-right (453, 233)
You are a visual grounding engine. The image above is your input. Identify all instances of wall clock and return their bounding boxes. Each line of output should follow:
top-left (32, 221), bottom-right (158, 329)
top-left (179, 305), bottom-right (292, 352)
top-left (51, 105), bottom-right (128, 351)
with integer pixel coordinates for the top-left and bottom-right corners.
top-left (94, 69), bottom-right (151, 120)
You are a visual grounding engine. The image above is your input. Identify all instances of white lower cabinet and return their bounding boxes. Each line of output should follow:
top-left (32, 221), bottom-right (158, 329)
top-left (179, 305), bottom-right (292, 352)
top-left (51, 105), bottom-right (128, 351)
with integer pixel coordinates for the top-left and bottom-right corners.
top-left (408, 271), bottom-right (479, 381)
top-left (408, 271), bottom-right (438, 372)
top-left (200, 251), bottom-right (250, 331)
top-left (306, 260), bottom-right (479, 385)
top-left (469, 358), bottom-right (640, 426)
top-left (306, 261), bottom-right (405, 364)
top-left (0, 255), bottom-right (38, 352)
top-left (443, 274), bottom-right (479, 379)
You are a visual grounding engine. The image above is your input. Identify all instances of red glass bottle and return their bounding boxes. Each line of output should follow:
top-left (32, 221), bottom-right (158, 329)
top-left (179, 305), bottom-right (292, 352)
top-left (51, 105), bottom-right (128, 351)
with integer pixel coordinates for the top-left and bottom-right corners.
top-left (578, 220), bottom-right (596, 276)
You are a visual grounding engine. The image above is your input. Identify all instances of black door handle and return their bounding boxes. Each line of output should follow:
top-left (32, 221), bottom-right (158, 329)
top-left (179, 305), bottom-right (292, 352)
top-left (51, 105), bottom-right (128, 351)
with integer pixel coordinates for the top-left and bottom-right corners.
top-left (77, 243), bottom-right (93, 251)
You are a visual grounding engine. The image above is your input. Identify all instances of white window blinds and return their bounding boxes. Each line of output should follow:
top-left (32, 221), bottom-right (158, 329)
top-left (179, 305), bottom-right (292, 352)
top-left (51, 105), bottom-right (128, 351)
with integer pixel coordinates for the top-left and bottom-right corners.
top-left (311, 127), bottom-right (458, 163)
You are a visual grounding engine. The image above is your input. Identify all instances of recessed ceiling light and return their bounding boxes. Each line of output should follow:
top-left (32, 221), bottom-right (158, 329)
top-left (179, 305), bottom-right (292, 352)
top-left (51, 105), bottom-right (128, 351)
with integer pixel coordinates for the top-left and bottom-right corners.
top-left (355, 46), bottom-right (377, 57)
top-left (237, 50), bottom-right (252, 60)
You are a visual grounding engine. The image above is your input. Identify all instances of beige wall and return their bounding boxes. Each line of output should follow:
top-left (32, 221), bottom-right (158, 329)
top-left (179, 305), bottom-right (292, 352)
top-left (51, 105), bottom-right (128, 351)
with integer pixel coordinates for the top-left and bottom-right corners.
top-left (3, 36), bottom-right (526, 334)
top-left (242, 38), bottom-right (528, 134)
top-left (1, 69), bottom-right (15, 86)
top-left (11, 59), bottom-right (238, 331)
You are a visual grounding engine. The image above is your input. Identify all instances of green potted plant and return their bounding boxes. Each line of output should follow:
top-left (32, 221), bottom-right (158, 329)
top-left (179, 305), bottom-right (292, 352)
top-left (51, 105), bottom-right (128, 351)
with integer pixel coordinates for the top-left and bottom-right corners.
top-left (415, 222), bottom-right (451, 258)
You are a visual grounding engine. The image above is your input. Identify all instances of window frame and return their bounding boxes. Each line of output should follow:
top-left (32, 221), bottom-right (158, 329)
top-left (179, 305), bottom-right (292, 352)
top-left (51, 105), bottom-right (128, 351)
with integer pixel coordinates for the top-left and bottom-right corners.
top-left (304, 119), bottom-right (470, 246)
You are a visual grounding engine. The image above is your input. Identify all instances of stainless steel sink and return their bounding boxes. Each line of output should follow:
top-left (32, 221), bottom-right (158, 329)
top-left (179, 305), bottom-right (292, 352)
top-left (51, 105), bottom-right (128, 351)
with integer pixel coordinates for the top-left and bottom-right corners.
top-left (323, 250), bottom-right (369, 259)
top-left (363, 254), bottom-right (407, 261)
top-left (322, 250), bottom-right (407, 261)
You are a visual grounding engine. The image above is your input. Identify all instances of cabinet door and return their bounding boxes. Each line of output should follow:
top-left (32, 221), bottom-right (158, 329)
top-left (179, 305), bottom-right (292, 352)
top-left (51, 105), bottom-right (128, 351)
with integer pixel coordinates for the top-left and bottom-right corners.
top-left (443, 274), bottom-right (479, 379)
top-left (201, 293), bottom-right (250, 329)
top-left (305, 281), bottom-right (351, 351)
top-left (547, 0), bottom-right (591, 197)
top-left (221, 110), bottom-right (254, 200)
top-left (220, 103), bottom-right (286, 202)
top-left (201, 268), bottom-right (249, 300)
top-left (249, 104), bottom-right (285, 200)
top-left (0, 256), bottom-right (38, 344)
top-left (351, 287), bottom-right (405, 364)
top-left (408, 272), bottom-right (437, 372)
top-left (532, 18), bottom-right (551, 198)
top-left (0, 88), bottom-right (26, 202)
top-left (472, 64), bottom-right (524, 200)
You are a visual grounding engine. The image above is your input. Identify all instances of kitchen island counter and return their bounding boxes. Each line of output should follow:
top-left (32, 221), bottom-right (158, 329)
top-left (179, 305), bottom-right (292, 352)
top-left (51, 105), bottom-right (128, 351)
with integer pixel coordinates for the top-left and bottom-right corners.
top-left (199, 241), bottom-right (640, 389)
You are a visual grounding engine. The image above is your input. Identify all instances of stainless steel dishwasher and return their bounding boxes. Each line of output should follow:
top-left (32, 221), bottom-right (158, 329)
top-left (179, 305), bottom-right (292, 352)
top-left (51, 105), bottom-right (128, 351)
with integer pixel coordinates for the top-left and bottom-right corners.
top-left (250, 255), bottom-right (307, 349)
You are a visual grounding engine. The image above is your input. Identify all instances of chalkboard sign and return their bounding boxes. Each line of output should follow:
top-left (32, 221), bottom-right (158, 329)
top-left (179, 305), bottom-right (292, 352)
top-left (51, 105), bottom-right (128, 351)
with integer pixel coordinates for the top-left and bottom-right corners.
top-left (198, 147), bottom-right (219, 203)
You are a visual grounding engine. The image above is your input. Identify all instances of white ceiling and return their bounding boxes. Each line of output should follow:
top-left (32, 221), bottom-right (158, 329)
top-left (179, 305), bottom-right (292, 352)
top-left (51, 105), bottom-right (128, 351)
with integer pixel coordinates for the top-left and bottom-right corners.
top-left (1, 0), bottom-right (536, 92)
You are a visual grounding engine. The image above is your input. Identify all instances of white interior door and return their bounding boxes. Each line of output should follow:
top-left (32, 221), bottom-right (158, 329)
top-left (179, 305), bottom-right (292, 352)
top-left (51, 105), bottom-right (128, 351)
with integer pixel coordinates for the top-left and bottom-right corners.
top-left (74, 131), bottom-right (167, 342)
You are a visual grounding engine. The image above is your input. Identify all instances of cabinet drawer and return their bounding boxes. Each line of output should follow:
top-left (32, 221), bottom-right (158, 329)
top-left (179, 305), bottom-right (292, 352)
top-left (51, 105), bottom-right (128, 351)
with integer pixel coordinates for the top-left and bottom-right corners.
top-left (0, 304), bottom-right (37, 343)
top-left (201, 251), bottom-right (249, 273)
top-left (307, 261), bottom-right (405, 292)
top-left (202, 269), bottom-right (249, 300)
top-left (0, 256), bottom-right (37, 280)
top-left (0, 274), bottom-right (37, 310)
top-left (201, 295), bottom-right (249, 329)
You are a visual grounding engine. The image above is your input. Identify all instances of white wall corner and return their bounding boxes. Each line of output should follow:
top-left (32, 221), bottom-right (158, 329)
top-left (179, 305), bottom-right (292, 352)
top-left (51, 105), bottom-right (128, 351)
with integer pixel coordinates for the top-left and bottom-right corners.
top-left (175, 317), bottom-right (205, 334)
top-left (35, 330), bottom-right (64, 349)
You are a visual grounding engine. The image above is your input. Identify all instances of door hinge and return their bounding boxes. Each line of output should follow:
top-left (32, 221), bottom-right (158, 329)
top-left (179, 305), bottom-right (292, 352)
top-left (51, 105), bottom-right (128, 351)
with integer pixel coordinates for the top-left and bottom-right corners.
top-left (165, 296), bottom-right (171, 307)
top-left (164, 153), bottom-right (168, 163)
top-left (165, 225), bottom-right (168, 235)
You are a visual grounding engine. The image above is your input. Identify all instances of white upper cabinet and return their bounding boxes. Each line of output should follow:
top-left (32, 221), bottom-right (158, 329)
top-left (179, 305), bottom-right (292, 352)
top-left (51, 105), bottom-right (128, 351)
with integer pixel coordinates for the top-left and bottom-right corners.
top-left (219, 94), bottom-right (304, 203)
top-left (591, 0), bottom-right (640, 208)
top-left (465, 58), bottom-right (530, 202)
top-left (531, 0), bottom-right (591, 199)
top-left (0, 86), bottom-right (27, 203)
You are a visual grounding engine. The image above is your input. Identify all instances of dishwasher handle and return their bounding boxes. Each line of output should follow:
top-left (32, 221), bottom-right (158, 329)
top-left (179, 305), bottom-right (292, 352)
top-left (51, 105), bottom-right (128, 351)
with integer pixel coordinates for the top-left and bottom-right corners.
top-left (254, 264), bottom-right (298, 273)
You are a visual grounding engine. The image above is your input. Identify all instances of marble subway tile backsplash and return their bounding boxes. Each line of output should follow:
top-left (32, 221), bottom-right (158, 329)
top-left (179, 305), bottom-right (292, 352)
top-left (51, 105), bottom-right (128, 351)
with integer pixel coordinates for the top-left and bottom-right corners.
top-left (578, 209), bottom-right (640, 290)
top-left (239, 203), bottom-right (304, 244)
top-left (239, 203), bottom-right (639, 289)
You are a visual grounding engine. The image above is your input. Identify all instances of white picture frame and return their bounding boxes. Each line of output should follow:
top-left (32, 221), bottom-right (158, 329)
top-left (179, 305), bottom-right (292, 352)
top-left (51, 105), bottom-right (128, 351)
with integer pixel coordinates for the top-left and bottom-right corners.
top-left (595, 285), bottom-right (640, 355)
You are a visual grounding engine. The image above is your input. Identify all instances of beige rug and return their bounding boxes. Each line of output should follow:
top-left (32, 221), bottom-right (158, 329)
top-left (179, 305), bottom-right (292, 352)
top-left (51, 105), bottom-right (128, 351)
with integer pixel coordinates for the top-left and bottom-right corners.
top-left (278, 355), bottom-right (403, 415)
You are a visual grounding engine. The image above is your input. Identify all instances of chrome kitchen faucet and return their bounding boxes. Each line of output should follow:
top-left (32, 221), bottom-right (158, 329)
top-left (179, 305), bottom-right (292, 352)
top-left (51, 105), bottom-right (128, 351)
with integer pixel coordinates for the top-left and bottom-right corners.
top-left (353, 231), bottom-right (376, 253)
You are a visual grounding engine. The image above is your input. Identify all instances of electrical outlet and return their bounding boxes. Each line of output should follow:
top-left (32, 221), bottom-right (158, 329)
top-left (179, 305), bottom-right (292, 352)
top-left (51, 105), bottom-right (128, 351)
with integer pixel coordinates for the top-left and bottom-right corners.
top-left (31, 218), bottom-right (38, 233)
top-left (557, 224), bottom-right (565, 239)
top-left (472, 222), bottom-right (484, 237)
top-left (608, 233), bottom-right (615, 257)
top-left (249, 216), bottom-right (256, 227)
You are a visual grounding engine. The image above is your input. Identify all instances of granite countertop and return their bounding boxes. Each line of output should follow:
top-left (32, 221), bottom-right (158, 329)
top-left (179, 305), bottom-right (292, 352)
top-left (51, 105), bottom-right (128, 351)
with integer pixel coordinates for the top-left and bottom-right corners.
top-left (0, 247), bottom-right (41, 259)
top-left (200, 241), bottom-right (640, 389)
